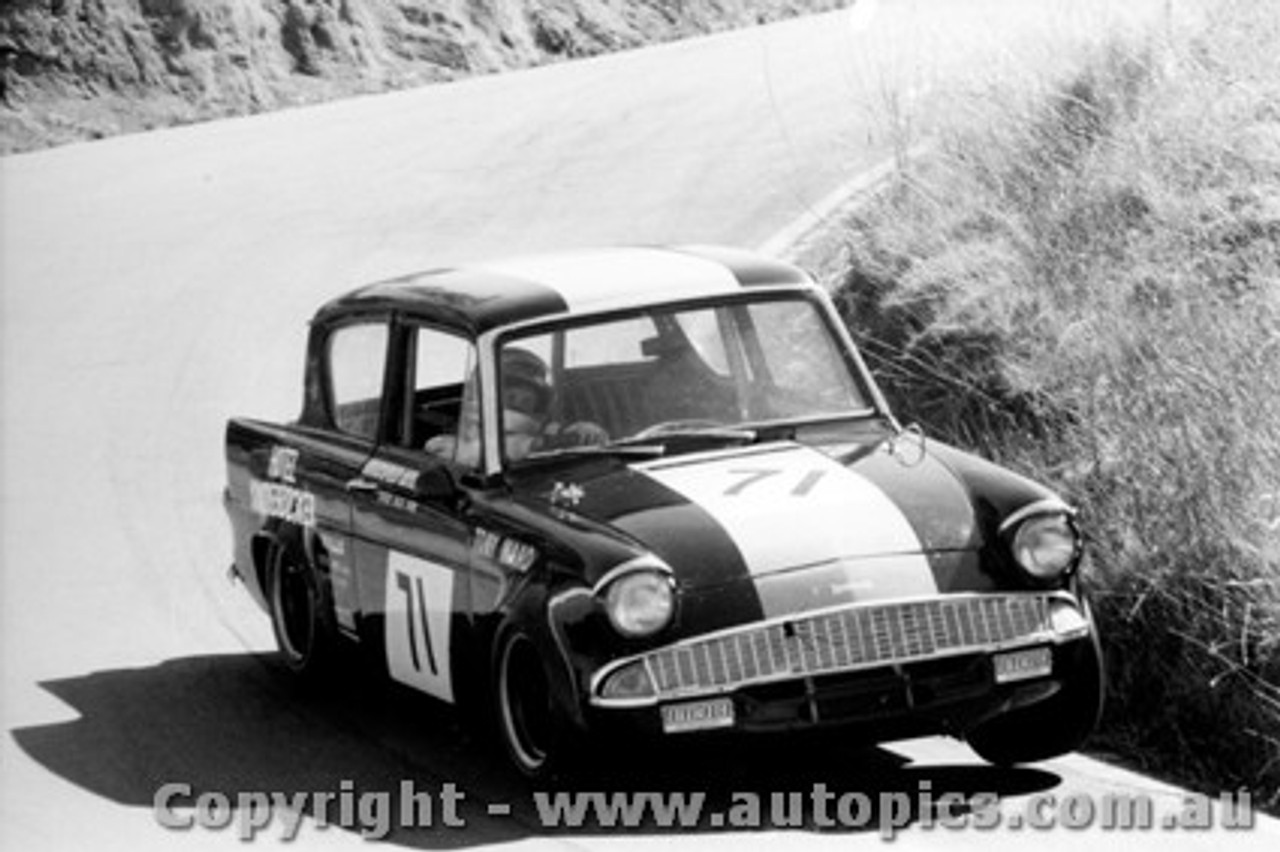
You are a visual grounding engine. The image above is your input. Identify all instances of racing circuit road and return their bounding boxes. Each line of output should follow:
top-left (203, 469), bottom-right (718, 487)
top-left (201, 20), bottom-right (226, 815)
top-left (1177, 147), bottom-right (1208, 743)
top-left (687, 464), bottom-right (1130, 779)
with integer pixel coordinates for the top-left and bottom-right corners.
top-left (2, 0), bottom-right (1275, 849)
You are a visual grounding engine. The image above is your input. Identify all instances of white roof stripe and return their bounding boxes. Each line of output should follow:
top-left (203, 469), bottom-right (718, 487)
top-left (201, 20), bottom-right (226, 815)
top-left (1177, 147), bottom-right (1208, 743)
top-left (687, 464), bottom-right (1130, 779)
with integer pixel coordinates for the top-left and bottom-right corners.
top-left (477, 247), bottom-right (742, 314)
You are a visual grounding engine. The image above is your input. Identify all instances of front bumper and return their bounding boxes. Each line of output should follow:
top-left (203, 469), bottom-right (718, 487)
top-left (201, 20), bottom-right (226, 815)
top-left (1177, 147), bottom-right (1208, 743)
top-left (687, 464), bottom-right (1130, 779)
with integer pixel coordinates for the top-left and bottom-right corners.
top-left (587, 592), bottom-right (1093, 739)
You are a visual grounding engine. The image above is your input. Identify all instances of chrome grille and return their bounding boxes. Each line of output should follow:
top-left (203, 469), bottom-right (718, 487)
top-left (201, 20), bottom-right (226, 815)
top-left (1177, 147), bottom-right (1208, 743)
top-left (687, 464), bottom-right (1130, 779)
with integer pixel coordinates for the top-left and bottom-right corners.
top-left (645, 594), bottom-right (1054, 700)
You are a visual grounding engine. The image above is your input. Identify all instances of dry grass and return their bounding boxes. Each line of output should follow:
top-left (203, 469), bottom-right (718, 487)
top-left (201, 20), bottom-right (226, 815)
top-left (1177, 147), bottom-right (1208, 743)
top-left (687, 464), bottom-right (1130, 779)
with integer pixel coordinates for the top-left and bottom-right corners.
top-left (834, 0), bottom-right (1280, 809)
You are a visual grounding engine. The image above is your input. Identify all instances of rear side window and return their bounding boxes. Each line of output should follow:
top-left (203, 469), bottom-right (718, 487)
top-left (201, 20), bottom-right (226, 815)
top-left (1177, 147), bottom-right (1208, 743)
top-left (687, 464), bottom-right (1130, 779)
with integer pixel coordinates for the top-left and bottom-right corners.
top-left (327, 322), bottom-right (388, 440)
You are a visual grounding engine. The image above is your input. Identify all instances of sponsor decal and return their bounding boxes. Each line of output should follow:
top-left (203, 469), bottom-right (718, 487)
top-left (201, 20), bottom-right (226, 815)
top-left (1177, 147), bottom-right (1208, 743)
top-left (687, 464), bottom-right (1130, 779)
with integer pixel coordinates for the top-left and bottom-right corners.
top-left (267, 446), bottom-right (300, 483)
top-left (473, 527), bottom-right (539, 573)
top-left (360, 458), bottom-right (425, 513)
top-left (250, 444), bottom-right (316, 526)
top-left (551, 481), bottom-right (586, 508)
top-left (318, 532), bottom-right (358, 633)
top-left (473, 528), bottom-right (502, 560)
top-left (249, 479), bottom-right (316, 528)
top-left (384, 553), bottom-right (454, 703)
top-left (376, 492), bottom-right (420, 514)
top-left (498, 538), bottom-right (538, 573)
top-left (362, 458), bottom-right (420, 490)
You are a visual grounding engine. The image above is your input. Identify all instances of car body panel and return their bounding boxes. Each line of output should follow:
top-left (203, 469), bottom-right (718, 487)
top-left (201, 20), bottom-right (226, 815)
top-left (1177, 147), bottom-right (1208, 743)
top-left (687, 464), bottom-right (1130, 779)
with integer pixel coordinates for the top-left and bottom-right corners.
top-left (223, 245), bottom-right (1100, 768)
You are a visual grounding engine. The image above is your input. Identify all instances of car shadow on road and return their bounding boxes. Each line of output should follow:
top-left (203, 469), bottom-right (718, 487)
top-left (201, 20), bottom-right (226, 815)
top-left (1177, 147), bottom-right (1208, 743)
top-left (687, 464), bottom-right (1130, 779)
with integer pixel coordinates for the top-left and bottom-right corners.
top-left (11, 652), bottom-right (1061, 847)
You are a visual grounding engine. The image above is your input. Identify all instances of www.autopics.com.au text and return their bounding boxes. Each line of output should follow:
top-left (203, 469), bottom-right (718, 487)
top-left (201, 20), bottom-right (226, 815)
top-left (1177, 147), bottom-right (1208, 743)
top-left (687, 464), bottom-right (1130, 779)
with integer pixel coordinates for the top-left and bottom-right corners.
top-left (152, 780), bottom-right (1259, 841)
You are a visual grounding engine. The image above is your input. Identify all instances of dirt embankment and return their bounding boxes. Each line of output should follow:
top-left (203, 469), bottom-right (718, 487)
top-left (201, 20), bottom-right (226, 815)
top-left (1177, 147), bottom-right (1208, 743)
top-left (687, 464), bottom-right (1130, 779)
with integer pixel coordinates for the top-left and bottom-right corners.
top-left (0, 0), bottom-right (846, 154)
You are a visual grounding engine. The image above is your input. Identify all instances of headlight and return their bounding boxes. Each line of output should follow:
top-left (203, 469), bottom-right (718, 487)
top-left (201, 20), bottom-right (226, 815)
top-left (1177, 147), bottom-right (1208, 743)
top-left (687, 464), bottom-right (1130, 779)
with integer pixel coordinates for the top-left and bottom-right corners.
top-left (596, 559), bottom-right (675, 638)
top-left (1010, 512), bottom-right (1079, 580)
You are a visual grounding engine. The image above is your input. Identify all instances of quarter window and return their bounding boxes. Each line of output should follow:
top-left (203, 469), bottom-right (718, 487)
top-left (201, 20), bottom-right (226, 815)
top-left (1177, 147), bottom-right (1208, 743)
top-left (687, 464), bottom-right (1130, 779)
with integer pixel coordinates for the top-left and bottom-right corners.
top-left (328, 322), bottom-right (389, 440)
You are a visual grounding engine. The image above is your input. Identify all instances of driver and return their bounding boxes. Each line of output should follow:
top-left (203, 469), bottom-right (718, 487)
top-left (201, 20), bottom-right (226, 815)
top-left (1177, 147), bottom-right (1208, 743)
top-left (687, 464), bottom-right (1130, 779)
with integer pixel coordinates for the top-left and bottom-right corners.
top-left (426, 348), bottom-right (607, 466)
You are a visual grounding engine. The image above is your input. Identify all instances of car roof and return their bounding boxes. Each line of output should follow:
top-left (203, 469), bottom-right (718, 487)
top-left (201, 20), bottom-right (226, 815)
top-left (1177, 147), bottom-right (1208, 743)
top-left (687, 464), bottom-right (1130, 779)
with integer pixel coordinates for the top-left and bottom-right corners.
top-left (313, 245), bottom-right (815, 335)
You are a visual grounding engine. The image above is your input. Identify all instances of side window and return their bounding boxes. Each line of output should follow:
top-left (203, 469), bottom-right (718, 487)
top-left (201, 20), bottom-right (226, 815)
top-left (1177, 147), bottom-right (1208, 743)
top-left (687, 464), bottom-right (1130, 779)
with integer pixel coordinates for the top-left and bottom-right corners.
top-left (415, 328), bottom-right (475, 396)
top-left (409, 327), bottom-right (479, 461)
top-left (328, 322), bottom-right (389, 440)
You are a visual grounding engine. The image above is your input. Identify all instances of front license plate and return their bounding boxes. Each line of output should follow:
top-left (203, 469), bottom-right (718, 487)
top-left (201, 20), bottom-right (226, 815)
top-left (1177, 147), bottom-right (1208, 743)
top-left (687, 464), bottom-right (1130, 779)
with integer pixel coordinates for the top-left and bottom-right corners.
top-left (994, 647), bottom-right (1053, 683)
top-left (661, 697), bottom-right (735, 734)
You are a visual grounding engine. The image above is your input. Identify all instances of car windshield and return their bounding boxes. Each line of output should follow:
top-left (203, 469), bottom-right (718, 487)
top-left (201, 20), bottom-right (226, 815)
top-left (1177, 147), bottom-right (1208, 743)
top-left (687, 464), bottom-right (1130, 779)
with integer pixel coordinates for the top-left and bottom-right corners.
top-left (497, 294), bottom-right (874, 462)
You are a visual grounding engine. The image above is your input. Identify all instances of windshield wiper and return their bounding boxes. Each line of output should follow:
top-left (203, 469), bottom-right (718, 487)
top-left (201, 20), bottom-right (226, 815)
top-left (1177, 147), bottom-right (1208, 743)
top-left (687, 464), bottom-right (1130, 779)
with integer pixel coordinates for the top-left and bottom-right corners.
top-left (739, 411), bottom-right (884, 440)
top-left (523, 443), bottom-right (667, 464)
top-left (610, 423), bottom-right (758, 450)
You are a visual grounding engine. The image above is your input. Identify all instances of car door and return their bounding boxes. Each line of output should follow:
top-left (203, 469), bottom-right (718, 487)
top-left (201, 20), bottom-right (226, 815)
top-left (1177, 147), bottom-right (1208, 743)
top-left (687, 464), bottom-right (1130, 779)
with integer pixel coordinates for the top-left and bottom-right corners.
top-left (348, 319), bottom-right (479, 705)
top-left (286, 316), bottom-right (392, 640)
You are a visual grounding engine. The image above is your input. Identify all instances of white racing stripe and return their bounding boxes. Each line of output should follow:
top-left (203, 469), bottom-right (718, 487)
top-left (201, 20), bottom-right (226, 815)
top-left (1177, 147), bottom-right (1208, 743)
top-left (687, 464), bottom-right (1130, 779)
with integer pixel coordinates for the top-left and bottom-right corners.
top-left (479, 247), bottom-right (741, 314)
top-left (635, 443), bottom-right (936, 615)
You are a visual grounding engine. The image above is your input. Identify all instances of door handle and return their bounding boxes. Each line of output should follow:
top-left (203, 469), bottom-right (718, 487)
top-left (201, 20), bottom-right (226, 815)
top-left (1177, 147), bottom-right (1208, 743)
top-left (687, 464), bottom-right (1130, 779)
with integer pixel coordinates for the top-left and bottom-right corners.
top-left (345, 477), bottom-right (379, 495)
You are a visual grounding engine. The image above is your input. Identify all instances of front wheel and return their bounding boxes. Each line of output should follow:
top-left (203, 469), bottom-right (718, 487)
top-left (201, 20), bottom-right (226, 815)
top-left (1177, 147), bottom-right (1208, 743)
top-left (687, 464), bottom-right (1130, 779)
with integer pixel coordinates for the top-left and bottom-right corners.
top-left (267, 542), bottom-right (339, 680)
top-left (494, 628), bottom-right (574, 780)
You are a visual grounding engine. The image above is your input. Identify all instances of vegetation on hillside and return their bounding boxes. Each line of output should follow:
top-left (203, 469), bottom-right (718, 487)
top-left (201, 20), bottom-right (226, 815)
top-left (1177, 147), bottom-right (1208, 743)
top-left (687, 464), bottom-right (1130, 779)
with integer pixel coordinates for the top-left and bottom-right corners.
top-left (835, 0), bottom-right (1280, 810)
top-left (0, 0), bottom-right (845, 154)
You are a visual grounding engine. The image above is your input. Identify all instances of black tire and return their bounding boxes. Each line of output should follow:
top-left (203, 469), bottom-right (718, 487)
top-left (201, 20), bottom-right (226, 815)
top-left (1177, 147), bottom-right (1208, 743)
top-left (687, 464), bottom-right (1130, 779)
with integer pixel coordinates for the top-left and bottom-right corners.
top-left (494, 628), bottom-right (574, 780)
top-left (267, 542), bottom-right (339, 681)
top-left (967, 635), bottom-right (1105, 766)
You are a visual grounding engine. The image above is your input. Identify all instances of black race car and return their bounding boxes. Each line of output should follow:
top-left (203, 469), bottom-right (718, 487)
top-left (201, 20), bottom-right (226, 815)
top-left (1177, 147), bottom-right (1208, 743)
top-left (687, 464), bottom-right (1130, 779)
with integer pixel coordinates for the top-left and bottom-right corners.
top-left (224, 245), bottom-right (1104, 779)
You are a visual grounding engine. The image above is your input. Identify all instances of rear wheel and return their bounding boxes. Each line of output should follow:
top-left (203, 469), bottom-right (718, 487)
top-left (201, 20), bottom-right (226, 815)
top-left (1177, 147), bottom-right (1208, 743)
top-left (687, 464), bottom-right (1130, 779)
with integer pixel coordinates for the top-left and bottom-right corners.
top-left (267, 542), bottom-right (339, 680)
top-left (967, 636), bottom-right (1105, 765)
top-left (494, 629), bottom-right (573, 780)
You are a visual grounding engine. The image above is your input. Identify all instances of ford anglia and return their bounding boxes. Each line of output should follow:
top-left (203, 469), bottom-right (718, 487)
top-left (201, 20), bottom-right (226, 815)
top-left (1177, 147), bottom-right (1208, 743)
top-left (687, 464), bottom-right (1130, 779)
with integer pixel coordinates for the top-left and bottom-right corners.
top-left (223, 245), bottom-right (1104, 779)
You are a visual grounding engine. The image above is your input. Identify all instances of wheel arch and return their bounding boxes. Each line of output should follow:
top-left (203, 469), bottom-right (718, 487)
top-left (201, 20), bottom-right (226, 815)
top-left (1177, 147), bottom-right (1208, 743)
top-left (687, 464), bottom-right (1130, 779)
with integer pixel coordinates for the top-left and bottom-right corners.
top-left (252, 522), bottom-right (335, 594)
top-left (491, 572), bottom-right (591, 732)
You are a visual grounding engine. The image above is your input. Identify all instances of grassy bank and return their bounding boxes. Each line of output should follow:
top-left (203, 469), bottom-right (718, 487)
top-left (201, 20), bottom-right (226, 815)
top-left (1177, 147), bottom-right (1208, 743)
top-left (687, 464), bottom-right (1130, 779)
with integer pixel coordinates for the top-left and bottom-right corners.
top-left (834, 0), bottom-right (1280, 809)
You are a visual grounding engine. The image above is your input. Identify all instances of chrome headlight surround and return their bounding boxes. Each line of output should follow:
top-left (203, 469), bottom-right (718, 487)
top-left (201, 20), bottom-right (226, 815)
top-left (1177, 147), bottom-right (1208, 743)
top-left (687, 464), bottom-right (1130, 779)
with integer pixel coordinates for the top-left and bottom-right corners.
top-left (1000, 501), bottom-right (1082, 582)
top-left (593, 556), bottom-right (676, 639)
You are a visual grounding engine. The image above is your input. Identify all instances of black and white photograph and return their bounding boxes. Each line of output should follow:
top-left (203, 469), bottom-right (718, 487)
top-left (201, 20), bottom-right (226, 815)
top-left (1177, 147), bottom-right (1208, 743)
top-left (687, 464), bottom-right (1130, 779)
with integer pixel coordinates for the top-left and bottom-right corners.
top-left (2, 0), bottom-right (1277, 848)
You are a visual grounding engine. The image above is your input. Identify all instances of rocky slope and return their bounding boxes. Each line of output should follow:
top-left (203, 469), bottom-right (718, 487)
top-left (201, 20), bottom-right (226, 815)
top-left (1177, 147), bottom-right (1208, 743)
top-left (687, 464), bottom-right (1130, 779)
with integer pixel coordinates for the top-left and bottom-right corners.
top-left (1, 0), bottom-right (846, 153)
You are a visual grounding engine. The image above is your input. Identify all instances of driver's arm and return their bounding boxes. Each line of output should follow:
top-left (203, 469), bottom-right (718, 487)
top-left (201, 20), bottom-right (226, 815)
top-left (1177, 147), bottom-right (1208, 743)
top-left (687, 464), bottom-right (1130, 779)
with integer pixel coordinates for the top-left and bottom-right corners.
top-left (543, 419), bottom-right (609, 447)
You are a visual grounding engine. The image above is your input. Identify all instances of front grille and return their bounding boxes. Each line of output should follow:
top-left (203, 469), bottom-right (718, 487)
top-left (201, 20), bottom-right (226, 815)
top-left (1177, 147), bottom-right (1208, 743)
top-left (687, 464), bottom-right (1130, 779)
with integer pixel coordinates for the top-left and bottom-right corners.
top-left (639, 594), bottom-right (1054, 701)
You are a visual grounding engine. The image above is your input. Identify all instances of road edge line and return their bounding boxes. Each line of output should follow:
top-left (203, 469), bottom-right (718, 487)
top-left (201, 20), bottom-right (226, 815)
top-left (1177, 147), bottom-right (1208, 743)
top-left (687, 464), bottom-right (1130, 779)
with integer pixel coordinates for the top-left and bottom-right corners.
top-left (758, 143), bottom-right (932, 269)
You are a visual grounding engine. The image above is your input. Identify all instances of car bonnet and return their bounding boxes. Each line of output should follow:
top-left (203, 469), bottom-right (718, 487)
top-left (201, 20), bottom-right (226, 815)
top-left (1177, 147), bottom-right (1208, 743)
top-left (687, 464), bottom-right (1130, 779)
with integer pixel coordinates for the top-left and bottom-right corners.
top-left (550, 440), bottom-right (980, 610)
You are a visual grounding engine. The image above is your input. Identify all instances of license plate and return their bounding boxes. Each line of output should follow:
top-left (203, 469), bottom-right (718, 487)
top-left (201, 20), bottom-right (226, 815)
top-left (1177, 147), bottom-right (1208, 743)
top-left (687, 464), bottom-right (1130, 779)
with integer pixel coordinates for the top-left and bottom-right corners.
top-left (661, 697), bottom-right (735, 734)
top-left (994, 647), bottom-right (1053, 683)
